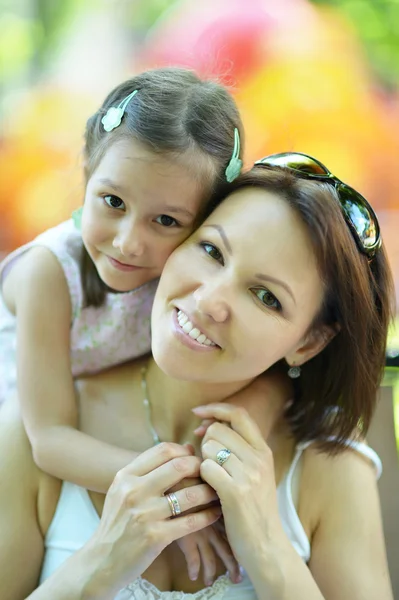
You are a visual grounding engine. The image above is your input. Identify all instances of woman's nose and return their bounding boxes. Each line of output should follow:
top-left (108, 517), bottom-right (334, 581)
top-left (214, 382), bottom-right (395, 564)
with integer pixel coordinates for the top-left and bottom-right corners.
top-left (193, 281), bottom-right (230, 323)
top-left (113, 219), bottom-right (145, 258)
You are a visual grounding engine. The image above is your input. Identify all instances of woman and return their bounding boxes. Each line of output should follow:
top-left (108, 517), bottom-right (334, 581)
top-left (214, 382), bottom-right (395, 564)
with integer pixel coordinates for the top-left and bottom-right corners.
top-left (0, 154), bottom-right (394, 599)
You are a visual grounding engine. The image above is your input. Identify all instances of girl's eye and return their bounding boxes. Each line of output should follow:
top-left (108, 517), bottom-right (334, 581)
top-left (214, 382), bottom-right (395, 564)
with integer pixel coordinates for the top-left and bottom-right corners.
top-left (253, 288), bottom-right (282, 311)
top-left (201, 242), bottom-right (224, 265)
top-left (104, 195), bottom-right (125, 210)
top-left (155, 215), bottom-right (179, 227)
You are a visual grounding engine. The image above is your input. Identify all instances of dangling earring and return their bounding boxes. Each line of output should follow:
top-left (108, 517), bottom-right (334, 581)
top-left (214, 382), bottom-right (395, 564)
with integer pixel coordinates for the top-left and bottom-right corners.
top-left (288, 364), bottom-right (301, 379)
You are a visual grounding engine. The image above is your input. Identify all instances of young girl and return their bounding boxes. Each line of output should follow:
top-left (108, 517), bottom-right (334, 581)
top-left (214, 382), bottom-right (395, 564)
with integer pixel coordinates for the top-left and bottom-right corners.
top-left (0, 67), bottom-right (246, 583)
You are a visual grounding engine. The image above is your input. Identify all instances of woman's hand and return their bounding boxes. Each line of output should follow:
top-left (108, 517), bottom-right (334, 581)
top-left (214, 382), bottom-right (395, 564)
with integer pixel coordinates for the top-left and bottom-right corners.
top-left (84, 442), bottom-right (222, 598)
top-left (193, 370), bottom-right (292, 439)
top-left (194, 404), bottom-right (286, 571)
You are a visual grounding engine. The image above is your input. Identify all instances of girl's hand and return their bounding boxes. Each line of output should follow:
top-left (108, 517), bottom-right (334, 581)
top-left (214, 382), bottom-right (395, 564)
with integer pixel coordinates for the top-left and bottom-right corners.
top-left (176, 523), bottom-right (240, 586)
top-left (194, 404), bottom-right (285, 570)
top-left (86, 442), bottom-right (222, 596)
top-left (166, 471), bottom-right (240, 585)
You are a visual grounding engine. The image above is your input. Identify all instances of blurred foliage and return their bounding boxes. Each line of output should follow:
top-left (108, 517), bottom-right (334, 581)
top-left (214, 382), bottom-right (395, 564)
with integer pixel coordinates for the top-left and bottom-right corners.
top-left (0, 0), bottom-right (94, 82)
top-left (2, 0), bottom-right (398, 88)
top-left (127, 0), bottom-right (175, 31)
top-left (311, 0), bottom-right (399, 88)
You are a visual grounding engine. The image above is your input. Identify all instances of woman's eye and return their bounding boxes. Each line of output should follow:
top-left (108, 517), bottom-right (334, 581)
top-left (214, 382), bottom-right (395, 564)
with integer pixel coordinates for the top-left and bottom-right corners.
top-left (201, 242), bottom-right (224, 264)
top-left (155, 215), bottom-right (179, 227)
top-left (253, 288), bottom-right (281, 311)
top-left (104, 195), bottom-right (125, 210)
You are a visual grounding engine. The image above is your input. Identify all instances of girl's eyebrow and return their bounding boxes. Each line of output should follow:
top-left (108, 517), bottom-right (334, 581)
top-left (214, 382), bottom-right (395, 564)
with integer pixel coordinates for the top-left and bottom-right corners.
top-left (163, 205), bottom-right (195, 219)
top-left (96, 180), bottom-right (194, 219)
top-left (98, 178), bottom-right (127, 195)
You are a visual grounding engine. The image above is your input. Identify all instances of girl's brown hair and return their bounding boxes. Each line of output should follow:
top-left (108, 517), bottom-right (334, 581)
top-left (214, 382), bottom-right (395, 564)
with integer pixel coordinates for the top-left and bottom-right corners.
top-left (80, 67), bottom-right (243, 307)
top-left (208, 167), bottom-right (395, 451)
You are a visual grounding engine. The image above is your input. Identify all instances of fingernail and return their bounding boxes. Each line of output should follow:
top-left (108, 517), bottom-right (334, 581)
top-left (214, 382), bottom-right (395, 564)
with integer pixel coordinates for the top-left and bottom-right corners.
top-left (193, 426), bottom-right (205, 435)
top-left (192, 406), bottom-right (205, 413)
top-left (205, 578), bottom-right (214, 587)
top-left (189, 571), bottom-right (198, 581)
top-left (183, 443), bottom-right (195, 454)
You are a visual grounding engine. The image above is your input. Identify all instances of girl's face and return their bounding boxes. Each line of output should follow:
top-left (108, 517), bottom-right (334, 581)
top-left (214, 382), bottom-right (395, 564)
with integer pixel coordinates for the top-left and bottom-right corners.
top-left (81, 139), bottom-right (210, 292)
top-left (151, 187), bottom-right (330, 383)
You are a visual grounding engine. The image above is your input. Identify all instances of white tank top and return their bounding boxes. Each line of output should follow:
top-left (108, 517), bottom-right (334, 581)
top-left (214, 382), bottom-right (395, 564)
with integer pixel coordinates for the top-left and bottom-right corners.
top-left (39, 440), bottom-right (381, 599)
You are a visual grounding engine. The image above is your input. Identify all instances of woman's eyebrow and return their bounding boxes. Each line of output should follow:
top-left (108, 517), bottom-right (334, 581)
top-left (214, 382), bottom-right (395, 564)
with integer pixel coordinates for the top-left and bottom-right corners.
top-left (204, 224), bottom-right (295, 304)
top-left (255, 273), bottom-right (296, 305)
top-left (203, 224), bottom-right (232, 254)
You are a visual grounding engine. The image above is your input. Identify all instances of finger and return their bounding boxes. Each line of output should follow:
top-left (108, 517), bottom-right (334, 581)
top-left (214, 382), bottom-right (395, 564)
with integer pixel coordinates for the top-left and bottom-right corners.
top-left (201, 439), bottom-right (241, 478)
top-left (179, 536), bottom-right (201, 581)
top-left (200, 458), bottom-right (231, 495)
top-left (124, 442), bottom-right (194, 477)
top-left (142, 455), bottom-right (202, 495)
top-left (193, 419), bottom-right (216, 437)
top-left (202, 421), bottom-right (253, 462)
top-left (161, 483), bottom-right (219, 520)
top-left (164, 506), bottom-right (222, 545)
top-left (198, 532), bottom-right (217, 587)
top-left (208, 527), bottom-right (240, 583)
top-left (193, 404), bottom-right (265, 449)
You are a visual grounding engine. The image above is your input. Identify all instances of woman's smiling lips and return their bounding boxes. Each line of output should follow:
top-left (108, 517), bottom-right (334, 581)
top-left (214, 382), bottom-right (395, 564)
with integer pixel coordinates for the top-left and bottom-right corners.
top-left (107, 256), bottom-right (144, 272)
top-left (172, 308), bottom-right (220, 352)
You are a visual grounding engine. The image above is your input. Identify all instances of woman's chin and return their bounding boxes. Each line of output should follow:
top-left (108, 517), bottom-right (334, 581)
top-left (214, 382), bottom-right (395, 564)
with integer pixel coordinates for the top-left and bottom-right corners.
top-left (150, 340), bottom-right (188, 379)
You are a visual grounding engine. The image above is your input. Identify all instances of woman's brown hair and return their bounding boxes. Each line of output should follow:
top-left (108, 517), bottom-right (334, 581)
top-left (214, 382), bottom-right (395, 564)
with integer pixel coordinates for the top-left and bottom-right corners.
top-left (208, 167), bottom-right (395, 451)
top-left (80, 67), bottom-right (243, 307)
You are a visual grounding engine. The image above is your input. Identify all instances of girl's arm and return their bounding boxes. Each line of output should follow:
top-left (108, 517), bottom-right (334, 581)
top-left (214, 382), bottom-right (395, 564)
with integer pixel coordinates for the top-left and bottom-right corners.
top-left (0, 398), bottom-right (45, 600)
top-left (4, 246), bottom-right (138, 493)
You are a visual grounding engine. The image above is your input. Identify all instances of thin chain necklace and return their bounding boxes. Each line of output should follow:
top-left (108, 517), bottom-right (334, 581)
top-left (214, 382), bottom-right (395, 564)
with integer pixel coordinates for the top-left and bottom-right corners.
top-left (141, 364), bottom-right (162, 445)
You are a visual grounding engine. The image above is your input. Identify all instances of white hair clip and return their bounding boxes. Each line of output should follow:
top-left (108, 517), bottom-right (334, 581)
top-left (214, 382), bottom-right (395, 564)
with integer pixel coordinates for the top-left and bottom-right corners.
top-left (101, 90), bottom-right (138, 132)
top-left (225, 128), bottom-right (243, 182)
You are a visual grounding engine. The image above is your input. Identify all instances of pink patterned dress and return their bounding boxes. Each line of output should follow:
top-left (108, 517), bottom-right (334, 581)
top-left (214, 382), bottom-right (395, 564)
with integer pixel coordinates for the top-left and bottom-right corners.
top-left (0, 219), bottom-right (158, 404)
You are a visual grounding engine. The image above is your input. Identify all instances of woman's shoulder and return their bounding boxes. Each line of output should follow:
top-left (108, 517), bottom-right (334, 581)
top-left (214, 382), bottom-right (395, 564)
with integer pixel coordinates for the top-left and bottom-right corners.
top-left (75, 355), bottom-right (149, 403)
top-left (297, 439), bottom-right (381, 536)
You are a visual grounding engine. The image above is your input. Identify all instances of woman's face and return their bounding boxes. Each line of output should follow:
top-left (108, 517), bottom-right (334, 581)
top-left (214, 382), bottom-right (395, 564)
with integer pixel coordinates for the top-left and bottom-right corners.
top-left (151, 186), bottom-right (327, 383)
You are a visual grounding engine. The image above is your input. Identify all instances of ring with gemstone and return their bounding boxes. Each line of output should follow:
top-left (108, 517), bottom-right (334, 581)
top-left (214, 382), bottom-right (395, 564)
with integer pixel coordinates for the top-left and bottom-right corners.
top-left (216, 448), bottom-right (231, 467)
top-left (165, 492), bottom-right (182, 518)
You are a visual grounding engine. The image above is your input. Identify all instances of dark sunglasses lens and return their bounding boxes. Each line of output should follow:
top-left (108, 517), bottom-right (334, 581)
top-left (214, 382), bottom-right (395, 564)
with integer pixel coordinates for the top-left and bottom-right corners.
top-left (337, 185), bottom-right (379, 250)
top-left (257, 153), bottom-right (328, 176)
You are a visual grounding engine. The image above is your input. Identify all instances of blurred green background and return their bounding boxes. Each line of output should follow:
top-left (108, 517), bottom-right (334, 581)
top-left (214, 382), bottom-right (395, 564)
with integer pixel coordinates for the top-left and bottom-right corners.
top-left (1, 0), bottom-right (399, 443)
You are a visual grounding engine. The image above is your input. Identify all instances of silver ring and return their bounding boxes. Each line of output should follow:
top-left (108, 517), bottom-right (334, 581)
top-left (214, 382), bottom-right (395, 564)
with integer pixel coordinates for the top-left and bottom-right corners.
top-left (165, 492), bottom-right (182, 518)
top-left (216, 448), bottom-right (231, 466)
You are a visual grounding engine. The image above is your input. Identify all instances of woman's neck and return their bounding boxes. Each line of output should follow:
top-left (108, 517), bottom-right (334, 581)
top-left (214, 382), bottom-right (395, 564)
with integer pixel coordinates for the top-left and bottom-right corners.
top-left (144, 358), bottom-right (253, 445)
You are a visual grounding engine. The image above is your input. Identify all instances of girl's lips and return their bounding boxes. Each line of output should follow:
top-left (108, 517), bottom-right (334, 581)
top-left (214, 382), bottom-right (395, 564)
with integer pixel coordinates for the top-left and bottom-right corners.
top-left (171, 308), bottom-right (218, 353)
top-left (108, 256), bottom-right (143, 272)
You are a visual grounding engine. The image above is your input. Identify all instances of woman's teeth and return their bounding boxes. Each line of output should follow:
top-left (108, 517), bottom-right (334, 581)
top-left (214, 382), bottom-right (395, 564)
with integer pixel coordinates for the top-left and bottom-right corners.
top-left (177, 310), bottom-right (216, 347)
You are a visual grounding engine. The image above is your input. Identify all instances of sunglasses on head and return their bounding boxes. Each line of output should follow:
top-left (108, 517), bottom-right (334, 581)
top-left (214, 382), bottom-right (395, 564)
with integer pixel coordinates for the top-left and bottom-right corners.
top-left (254, 152), bottom-right (381, 258)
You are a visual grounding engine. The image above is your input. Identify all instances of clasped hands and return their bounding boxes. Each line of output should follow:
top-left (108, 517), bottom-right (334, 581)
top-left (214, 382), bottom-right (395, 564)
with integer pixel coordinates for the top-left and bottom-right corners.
top-left (168, 375), bottom-right (289, 587)
top-left (90, 375), bottom-right (288, 594)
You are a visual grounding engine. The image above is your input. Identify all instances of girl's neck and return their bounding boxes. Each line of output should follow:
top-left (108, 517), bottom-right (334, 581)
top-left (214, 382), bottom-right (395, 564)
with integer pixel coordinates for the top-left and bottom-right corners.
top-left (144, 358), bottom-right (253, 445)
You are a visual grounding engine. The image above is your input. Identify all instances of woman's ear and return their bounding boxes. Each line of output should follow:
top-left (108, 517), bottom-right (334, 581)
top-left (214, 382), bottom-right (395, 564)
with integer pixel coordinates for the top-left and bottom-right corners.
top-left (285, 323), bottom-right (339, 367)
